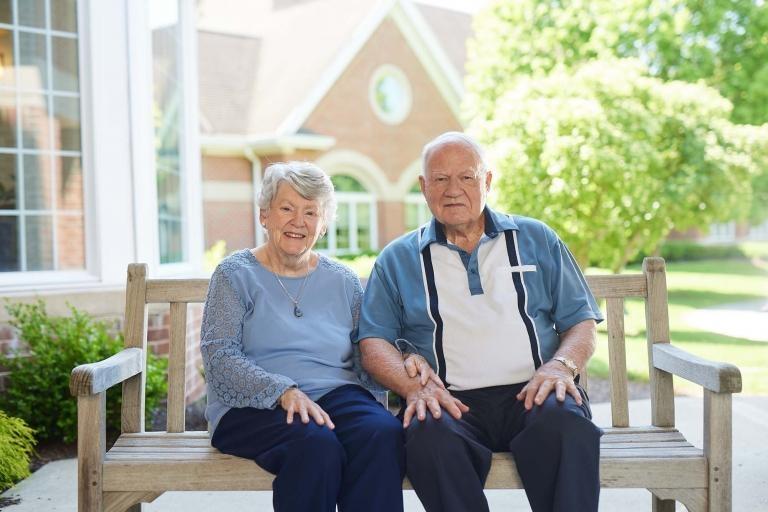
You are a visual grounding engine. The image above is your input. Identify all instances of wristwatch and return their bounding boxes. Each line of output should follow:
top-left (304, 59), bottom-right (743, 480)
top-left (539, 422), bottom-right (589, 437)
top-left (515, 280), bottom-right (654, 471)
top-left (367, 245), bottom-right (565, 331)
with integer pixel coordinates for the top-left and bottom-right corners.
top-left (552, 356), bottom-right (579, 378)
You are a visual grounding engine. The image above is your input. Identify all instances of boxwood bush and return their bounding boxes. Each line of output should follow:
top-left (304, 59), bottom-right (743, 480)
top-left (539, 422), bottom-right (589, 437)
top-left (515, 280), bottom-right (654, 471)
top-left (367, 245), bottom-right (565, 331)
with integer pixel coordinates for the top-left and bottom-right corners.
top-left (0, 410), bottom-right (35, 492)
top-left (0, 302), bottom-right (167, 443)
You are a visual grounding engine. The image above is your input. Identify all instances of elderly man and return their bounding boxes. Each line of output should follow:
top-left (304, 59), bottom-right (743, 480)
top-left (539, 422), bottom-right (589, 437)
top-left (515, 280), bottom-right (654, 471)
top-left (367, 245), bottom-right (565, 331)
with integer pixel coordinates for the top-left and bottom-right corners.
top-left (358, 132), bottom-right (604, 512)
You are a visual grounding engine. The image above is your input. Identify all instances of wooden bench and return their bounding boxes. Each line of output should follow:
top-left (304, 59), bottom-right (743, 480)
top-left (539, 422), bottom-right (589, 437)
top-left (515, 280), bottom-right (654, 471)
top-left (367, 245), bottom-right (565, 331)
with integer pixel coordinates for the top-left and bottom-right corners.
top-left (70, 257), bottom-right (741, 512)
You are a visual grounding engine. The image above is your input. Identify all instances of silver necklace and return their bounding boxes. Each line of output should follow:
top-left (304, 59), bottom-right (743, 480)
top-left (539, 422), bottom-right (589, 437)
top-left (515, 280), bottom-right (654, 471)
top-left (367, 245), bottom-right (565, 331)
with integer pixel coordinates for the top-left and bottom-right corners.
top-left (272, 260), bottom-right (312, 318)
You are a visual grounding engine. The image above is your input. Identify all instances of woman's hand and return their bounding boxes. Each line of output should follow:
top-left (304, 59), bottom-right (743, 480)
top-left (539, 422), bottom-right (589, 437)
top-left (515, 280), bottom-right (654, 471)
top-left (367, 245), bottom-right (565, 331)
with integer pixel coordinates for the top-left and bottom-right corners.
top-left (403, 353), bottom-right (445, 388)
top-left (279, 388), bottom-right (335, 429)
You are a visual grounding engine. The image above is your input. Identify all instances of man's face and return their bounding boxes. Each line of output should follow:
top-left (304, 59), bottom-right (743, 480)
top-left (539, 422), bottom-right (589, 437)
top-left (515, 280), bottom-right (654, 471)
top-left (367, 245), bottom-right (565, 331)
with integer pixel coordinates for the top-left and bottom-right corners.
top-left (420, 141), bottom-right (492, 230)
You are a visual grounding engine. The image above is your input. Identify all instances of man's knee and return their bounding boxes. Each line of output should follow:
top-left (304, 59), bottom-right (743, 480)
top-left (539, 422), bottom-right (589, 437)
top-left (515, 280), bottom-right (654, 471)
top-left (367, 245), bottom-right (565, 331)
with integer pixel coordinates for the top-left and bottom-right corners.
top-left (523, 393), bottom-right (602, 442)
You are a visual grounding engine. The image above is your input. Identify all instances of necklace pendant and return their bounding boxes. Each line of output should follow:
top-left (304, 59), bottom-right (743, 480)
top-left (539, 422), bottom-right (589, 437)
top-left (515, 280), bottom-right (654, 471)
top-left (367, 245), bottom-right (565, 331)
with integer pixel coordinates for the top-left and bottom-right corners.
top-left (293, 305), bottom-right (303, 318)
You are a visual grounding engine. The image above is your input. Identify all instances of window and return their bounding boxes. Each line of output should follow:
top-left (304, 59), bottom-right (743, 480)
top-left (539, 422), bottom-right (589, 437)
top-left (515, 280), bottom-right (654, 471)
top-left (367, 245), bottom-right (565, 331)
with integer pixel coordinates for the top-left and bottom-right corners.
top-left (704, 222), bottom-right (737, 244)
top-left (405, 182), bottom-right (431, 232)
top-left (368, 64), bottom-right (411, 125)
top-left (151, 0), bottom-right (185, 264)
top-left (316, 175), bottom-right (377, 255)
top-left (0, 0), bottom-right (84, 272)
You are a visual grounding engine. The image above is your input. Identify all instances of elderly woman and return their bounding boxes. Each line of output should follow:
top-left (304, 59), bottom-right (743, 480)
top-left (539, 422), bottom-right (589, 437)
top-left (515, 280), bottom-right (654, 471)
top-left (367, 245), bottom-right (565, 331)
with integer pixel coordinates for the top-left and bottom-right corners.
top-left (201, 161), bottom-right (404, 512)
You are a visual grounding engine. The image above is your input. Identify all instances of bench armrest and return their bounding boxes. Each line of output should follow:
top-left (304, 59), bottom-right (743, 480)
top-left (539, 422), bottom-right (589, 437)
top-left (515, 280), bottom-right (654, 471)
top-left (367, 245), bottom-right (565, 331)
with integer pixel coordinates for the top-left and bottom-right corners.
top-left (652, 344), bottom-right (741, 393)
top-left (70, 347), bottom-right (144, 396)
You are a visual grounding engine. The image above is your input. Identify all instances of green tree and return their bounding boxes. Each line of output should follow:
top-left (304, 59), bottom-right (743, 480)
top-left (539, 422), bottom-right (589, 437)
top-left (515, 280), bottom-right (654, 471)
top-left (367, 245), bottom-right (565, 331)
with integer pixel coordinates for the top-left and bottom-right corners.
top-left (473, 60), bottom-right (758, 271)
top-left (466, 0), bottom-right (768, 125)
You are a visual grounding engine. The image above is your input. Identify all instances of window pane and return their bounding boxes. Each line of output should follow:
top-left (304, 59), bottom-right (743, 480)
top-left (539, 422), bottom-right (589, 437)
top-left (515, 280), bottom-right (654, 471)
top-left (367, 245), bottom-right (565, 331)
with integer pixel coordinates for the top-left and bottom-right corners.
top-left (0, 215), bottom-right (18, 270)
top-left (0, 153), bottom-right (16, 209)
top-left (25, 214), bottom-right (53, 270)
top-left (18, 0), bottom-right (45, 29)
top-left (56, 213), bottom-right (84, 269)
top-left (159, 218), bottom-right (183, 264)
top-left (51, 0), bottom-right (77, 33)
top-left (157, 168), bottom-right (181, 216)
top-left (0, 0), bottom-right (12, 25)
top-left (52, 36), bottom-right (78, 92)
top-left (19, 31), bottom-right (47, 89)
top-left (315, 234), bottom-right (328, 250)
top-left (20, 92), bottom-right (49, 150)
top-left (23, 153), bottom-right (51, 209)
top-left (331, 175), bottom-right (366, 192)
top-left (53, 95), bottom-right (80, 151)
top-left (336, 203), bottom-right (349, 251)
top-left (0, 90), bottom-right (17, 147)
top-left (152, 1), bottom-right (184, 265)
top-left (0, 28), bottom-right (15, 88)
top-left (57, 156), bottom-right (82, 210)
top-left (405, 203), bottom-right (418, 232)
top-left (356, 203), bottom-right (371, 250)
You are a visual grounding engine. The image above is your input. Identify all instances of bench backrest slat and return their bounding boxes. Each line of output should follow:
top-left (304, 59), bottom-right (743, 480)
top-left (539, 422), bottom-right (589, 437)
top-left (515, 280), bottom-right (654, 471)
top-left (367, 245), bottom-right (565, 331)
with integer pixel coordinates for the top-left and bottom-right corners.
top-left (167, 302), bottom-right (188, 433)
top-left (606, 297), bottom-right (630, 427)
top-left (124, 258), bottom-right (673, 433)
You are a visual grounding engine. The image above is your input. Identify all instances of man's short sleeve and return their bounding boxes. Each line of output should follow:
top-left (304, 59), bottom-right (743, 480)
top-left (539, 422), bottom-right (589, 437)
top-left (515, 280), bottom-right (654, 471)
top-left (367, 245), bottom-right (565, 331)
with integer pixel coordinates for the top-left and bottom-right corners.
top-left (356, 261), bottom-right (402, 344)
top-left (548, 235), bottom-right (604, 333)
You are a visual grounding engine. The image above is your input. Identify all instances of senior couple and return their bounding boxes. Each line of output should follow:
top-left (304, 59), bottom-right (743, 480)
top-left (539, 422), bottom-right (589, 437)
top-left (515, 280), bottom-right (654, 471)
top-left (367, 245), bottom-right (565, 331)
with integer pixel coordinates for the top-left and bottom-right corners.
top-left (200, 132), bottom-right (603, 512)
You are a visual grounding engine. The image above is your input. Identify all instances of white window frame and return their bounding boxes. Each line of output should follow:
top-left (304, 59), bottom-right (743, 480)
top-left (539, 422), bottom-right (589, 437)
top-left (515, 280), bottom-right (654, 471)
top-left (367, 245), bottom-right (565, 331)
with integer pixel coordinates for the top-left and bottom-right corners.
top-left (323, 191), bottom-right (378, 256)
top-left (0, 0), bottom-right (99, 291)
top-left (703, 222), bottom-right (737, 244)
top-left (147, 0), bottom-right (205, 276)
top-left (368, 64), bottom-right (412, 126)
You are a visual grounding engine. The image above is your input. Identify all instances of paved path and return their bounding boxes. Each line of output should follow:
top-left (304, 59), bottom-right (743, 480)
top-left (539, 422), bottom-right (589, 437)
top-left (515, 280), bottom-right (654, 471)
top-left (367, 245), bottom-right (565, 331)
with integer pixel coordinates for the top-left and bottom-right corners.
top-left (3, 396), bottom-right (767, 511)
top-left (683, 299), bottom-right (768, 342)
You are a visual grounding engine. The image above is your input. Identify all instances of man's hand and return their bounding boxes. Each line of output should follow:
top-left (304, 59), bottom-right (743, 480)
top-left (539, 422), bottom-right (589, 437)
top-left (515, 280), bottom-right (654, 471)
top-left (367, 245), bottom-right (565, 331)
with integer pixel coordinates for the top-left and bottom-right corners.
top-left (403, 353), bottom-right (445, 388)
top-left (515, 361), bottom-right (582, 410)
top-left (279, 388), bottom-right (335, 429)
top-left (403, 380), bottom-right (469, 428)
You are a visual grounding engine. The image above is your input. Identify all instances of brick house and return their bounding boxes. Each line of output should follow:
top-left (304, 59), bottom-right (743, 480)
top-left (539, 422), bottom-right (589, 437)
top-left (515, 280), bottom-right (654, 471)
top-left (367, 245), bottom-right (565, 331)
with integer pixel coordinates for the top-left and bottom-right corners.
top-left (197, 0), bottom-right (472, 254)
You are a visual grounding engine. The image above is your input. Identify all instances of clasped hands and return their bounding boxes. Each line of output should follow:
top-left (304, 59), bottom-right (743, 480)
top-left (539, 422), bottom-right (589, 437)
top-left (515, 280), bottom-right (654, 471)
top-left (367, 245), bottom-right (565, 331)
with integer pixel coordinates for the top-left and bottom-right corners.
top-left (402, 355), bottom-right (583, 427)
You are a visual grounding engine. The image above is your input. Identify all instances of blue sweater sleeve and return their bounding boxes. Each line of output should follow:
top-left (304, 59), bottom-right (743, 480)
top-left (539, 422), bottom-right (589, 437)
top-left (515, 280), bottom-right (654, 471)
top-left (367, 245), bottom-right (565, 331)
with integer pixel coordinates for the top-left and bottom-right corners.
top-left (200, 262), bottom-right (296, 410)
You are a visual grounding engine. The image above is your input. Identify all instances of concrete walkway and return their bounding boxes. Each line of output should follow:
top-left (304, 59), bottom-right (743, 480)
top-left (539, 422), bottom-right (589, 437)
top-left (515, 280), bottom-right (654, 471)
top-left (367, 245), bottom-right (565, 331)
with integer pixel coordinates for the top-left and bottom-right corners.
top-left (684, 299), bottom-right (768, 342)
top-left (3, 395), bottom-right (767, 511)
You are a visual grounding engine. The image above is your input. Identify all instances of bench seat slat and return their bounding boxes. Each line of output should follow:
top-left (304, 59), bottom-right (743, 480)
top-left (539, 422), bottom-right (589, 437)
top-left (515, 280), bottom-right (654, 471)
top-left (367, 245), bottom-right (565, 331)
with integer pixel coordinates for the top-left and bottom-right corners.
top-left (102, 454), bottom-right (707, 492)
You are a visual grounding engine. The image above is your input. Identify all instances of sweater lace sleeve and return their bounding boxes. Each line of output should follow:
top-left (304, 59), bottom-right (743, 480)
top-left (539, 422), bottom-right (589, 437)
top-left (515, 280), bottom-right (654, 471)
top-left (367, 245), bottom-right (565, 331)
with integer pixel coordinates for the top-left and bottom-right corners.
top-left (200, 262), bottom-right (295, 409)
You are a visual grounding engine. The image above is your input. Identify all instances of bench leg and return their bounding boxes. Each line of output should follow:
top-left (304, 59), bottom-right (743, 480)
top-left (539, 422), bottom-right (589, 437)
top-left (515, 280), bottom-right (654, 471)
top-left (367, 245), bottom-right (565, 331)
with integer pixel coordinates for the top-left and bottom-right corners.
top-left (705, 391), bottom-right (732, 512)
top-left (78, 394), bottom-right (106, 512)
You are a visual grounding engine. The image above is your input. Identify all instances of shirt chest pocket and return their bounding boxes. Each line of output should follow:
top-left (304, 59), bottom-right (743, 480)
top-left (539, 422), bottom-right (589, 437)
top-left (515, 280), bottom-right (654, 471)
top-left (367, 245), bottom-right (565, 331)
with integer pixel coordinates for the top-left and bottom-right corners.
top-left (487, 265), bottom-right (537, 303)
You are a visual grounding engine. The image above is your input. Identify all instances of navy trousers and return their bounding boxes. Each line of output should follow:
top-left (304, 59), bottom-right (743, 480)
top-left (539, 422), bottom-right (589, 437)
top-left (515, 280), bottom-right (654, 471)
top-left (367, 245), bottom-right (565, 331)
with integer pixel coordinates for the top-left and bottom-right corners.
top-left (404, 383), bottom-right (602, 512)
top-left (212, 384), bottom-right (405, 512)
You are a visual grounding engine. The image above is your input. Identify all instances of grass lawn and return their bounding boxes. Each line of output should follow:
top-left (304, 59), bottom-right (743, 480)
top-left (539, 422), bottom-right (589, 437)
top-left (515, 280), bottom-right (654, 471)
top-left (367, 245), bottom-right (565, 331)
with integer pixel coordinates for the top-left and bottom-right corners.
top-left (587, 258), bottom-right (768, 395)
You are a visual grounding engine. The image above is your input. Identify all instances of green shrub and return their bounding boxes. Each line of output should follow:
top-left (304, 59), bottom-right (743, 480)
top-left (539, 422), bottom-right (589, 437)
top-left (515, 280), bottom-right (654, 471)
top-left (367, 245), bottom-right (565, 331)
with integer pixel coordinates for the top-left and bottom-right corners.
top-left (0, 410), bottom-right (36, 492)
top-left (626, 241), bottom-right (748, 266)
top-left (0, 302), bottom-right (167, 443)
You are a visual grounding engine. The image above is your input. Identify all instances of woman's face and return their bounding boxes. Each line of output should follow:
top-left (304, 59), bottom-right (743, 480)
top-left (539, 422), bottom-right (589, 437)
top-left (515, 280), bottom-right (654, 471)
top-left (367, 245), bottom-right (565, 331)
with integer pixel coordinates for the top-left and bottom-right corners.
top-left (261, 182), bottom-right (325, 261)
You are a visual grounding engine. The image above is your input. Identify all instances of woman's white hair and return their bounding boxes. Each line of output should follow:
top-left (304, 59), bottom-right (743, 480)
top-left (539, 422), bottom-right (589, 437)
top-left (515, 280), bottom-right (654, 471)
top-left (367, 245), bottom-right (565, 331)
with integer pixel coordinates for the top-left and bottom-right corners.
top-left (258, 161), bottom-right (336, 225)
top-left (421, 131), bottom-right (488, 176)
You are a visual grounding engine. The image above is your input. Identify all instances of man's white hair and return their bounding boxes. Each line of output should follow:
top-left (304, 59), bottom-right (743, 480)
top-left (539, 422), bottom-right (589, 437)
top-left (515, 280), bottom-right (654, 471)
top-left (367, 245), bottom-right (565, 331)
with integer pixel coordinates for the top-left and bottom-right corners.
top-left (421, 131), bottom-right (488, 176)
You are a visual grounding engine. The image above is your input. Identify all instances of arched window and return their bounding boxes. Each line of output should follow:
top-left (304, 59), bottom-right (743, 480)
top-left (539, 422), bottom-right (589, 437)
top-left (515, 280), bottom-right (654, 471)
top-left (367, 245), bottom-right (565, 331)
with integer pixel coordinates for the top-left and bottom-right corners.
top-left (316, 175), bottom-right (377, 255)
top-left (404, 182), bottom-right (431, 232)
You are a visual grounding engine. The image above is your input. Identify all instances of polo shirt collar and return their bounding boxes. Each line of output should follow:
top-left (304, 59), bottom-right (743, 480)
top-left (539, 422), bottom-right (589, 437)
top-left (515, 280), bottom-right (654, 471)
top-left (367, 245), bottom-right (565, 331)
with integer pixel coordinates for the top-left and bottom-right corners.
top-left (418, 206), bottom-right (518, 252)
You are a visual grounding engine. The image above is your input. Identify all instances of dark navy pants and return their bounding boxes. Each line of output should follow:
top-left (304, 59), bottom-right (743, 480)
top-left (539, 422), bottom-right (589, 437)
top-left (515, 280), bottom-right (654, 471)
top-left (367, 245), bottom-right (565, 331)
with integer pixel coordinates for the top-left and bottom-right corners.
top-left (212, 384), bottom-right (405, 512)
top-left (404, 383), bottom-right (602, 512)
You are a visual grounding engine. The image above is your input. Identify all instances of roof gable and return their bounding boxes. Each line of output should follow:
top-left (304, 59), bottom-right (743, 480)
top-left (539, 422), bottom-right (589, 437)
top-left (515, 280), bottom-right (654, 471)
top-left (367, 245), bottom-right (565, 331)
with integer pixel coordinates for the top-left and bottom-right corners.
top-left (197, 0), bottom-right (471, 137)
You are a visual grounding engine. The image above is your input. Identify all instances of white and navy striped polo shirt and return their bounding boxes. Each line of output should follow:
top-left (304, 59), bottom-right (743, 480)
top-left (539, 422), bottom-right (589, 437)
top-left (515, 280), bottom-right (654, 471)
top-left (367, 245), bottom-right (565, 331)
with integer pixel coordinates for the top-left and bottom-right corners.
top-left (358, 207), bottom-right (603, 391)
